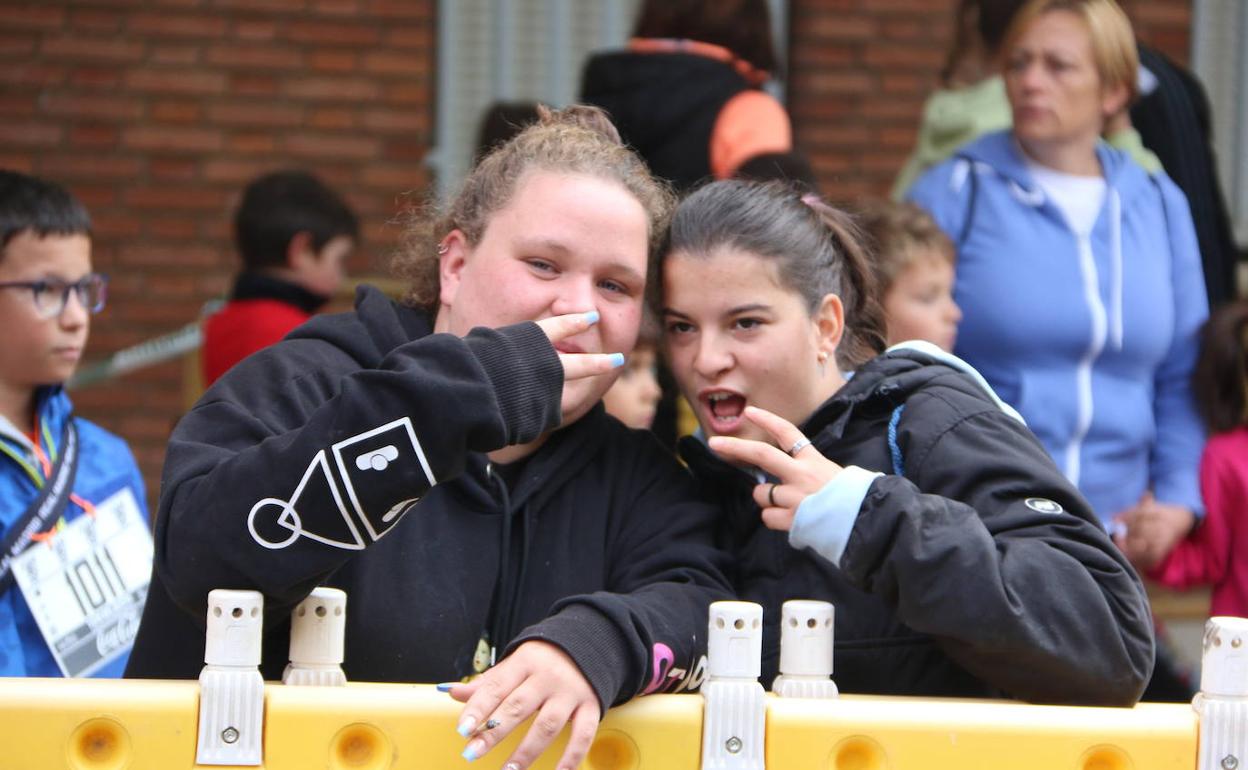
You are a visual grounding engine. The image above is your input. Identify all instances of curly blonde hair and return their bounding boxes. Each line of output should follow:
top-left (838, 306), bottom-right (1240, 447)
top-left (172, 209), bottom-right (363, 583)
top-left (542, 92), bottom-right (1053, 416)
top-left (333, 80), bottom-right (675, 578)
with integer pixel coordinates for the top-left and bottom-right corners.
top-left (393, 104), bottom-right (675, 312)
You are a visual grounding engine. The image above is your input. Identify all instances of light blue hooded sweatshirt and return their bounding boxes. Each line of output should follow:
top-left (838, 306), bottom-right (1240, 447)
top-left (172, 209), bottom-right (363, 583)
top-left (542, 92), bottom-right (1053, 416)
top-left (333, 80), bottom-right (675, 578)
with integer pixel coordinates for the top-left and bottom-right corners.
top-left (907, 130), bottom-right (1208, 528)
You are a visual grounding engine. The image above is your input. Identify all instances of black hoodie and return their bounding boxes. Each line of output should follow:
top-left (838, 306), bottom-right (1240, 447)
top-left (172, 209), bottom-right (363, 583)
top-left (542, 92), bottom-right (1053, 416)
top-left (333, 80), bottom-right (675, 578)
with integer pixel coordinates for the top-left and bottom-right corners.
top-left (581, 50), bottom-right (751, 192)
top-left (127, 287), bottom-right (732, 710)
top-left (681, 347), bottom-right (1155, 705)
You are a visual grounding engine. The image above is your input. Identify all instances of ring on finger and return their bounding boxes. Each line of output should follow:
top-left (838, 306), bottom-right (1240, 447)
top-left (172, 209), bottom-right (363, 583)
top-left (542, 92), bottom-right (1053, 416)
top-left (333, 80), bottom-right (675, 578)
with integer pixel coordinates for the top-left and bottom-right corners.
top-left (787, 437), bottom-right (812, 457)
top-left (767, 483), bottom-right (778, 507)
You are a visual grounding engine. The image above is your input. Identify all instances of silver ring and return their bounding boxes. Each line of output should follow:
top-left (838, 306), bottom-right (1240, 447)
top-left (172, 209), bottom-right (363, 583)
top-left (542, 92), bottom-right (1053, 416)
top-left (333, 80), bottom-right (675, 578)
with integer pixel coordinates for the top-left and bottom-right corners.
top-left (787, 437), bottom-right (812, 457)
top-left (767, 483), bottom-right (778, 507)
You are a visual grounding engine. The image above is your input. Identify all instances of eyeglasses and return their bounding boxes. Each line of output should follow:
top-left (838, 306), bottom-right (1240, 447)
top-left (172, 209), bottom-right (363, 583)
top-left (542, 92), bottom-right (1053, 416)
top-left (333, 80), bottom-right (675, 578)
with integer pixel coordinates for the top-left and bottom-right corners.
top-left (0, 273), bottom-right (108, 319)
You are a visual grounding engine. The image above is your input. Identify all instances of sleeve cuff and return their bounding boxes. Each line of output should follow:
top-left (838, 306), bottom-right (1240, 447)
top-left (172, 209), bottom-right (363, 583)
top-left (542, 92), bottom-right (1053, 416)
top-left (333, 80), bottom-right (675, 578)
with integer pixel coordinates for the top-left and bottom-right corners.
top-left (788, 465), bottom-right (881, 566)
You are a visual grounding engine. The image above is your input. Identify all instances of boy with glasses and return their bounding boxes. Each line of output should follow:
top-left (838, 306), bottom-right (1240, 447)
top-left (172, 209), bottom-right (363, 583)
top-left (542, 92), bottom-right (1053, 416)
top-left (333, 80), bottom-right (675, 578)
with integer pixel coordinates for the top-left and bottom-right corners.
top-left (0, 169), bottom-right (150, 678)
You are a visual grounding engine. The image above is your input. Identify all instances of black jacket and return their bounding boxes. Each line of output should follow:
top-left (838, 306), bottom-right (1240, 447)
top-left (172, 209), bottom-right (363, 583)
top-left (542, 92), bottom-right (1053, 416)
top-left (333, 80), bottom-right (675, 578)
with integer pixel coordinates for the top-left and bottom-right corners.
top-left (581, 50), bottom-right (750, 192)
top-left (127, 287), bottom-right (732, 710)
top-left (681, 348), bottom-right (1155, 705)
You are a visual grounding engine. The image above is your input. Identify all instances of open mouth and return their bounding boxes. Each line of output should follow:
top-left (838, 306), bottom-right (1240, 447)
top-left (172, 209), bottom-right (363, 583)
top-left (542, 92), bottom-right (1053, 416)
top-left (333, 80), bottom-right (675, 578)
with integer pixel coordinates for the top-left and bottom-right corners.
top-left (703, 391), bottom-right (747, 432)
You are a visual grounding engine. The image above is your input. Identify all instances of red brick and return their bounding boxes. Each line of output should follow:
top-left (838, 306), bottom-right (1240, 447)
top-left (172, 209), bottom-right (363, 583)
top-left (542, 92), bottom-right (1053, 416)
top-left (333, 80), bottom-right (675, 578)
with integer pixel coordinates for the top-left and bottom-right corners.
top-left (126, 69), bottom-right (227, 95)
top-left (383, 83), bottom-right (425, 105)
top-left (285, 132), bottom-right (381, 160)
top-left (0, 122), bottom-right (64, 147)
top-left (313, 0), bottom-right (361, 14)
top-left (382, 26), bottom-right (431, 50)
top-left (151, 45), bottom-right (202, 65)
top-left (308, 107), bottom-right (356, 129)
top-left (863, 45), bottom-right (945, 69)
top-left (0, 6), bottom-right (66, 30)
top-left (285, 76), bottom-right (382, 102)
top-left (214, 0), bottom-right (309, 10)
top-left (0, 35), bottom-right (37, 57)
top-left (202, 159), bottom-right (271, 184)
top-left (208, 101), bottom-right (304, 127)
top-left (309, 49), bottom-right (358, 73)
top-left (795, 72), bottom-right (874, 94)
top-left (365, 1), bottom-right (431, 19)
top-left (69, 125), bottom-right (119, 148)
top-left (117, 241), bottom-right (221, 267)
top-left (42, 35), bottom-right (146, 61)
top-left (0, 155), bottom-right (35, 172)
top-left (69, 8), bottom-right (125, 33)
top-left (40, 93), bottom-right (144, 121)
top-left (0, 94), bottom-right (37, 117)
top-left (287, 20), bottom-right (381, 46)
top-left (70, 67), bottom-right (122, 88)
top-left (151, 100), bottom-right (204, 123)
top-left (360, 165), bottom-right (424, 190)
top-left (382, 140), bottom-right (424, 162)
top-left (123, 126), bottom-right (224, 153)
top-left (146, 218), bottom-right (200, 239)
top-left (150, 157), bottom-right (199, 180)
top-left (40, 155), bottom-right (144, 179)
top-left (361, 109), bottom-right (424, 134)
top-left (91, 212), bottom-right (144, 238)
top-left (232, 20), bottom-right (279, 41)
top-left (0, 64), bottom-right (69, 87)
top-left (803, 16), bottom-right (876, 40)
top-left (228, 133), bottom-right (279, 154)
top-left (362, 51), bottom-right (426, 76)
top-left (129, 12), bottom-right (229, 39)
top-left (230, 73), bottom-right (279, 96)
top-left (72, 185), bottom-right (119, 207)
top-left (206, 43), bottom-right (304, 70)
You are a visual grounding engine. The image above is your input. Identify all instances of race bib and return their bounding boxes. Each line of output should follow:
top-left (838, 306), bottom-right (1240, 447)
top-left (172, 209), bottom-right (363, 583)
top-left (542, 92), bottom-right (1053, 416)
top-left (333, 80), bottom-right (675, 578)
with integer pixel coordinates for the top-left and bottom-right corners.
top-left (13, 487), bottom-right (152, 677)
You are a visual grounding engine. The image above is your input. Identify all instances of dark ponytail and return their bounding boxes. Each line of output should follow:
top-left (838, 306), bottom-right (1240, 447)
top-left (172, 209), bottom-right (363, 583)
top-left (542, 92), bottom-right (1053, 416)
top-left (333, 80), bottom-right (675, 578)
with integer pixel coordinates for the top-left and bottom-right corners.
top-left (661, 179), bottom-right (886, 369)
top-left (1193, 300), bottom-right (1248, 434)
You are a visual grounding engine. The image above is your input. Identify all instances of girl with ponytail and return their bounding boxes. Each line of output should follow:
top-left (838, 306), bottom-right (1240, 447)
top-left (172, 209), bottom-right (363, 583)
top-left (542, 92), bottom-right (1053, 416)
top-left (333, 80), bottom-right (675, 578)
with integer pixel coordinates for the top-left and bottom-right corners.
top-left (661, 179), bottom-right (1153, 704)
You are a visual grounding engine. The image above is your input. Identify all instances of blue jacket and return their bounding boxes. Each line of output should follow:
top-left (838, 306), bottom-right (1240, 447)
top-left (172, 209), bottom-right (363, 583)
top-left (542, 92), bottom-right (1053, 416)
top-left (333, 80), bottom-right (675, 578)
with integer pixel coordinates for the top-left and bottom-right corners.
top-left (0, 386), bottom-right (148, 677)
top-left (907, 130), bottom-right (1208, 527)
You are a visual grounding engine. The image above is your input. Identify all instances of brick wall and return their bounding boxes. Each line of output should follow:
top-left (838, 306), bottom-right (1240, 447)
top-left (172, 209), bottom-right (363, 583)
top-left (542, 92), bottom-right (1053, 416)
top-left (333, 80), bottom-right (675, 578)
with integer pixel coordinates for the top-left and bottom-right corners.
top-left (1, 0), bottom-right (1193, 513)
top-left (787, 0), bottom-right (1195, 201)
top-left (0, 0), bottom-right (435, 510)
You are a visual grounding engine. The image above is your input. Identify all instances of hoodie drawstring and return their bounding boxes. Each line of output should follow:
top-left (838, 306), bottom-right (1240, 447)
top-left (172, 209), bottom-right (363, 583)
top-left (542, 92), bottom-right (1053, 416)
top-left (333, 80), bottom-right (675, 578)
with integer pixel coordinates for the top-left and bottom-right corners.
top-left (1109, 189), bottom-right (1124, 351)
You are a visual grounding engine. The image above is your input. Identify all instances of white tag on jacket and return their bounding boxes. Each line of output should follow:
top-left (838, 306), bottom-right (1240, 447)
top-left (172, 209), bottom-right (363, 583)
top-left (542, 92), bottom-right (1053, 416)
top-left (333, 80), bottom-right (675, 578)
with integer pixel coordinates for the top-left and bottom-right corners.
top-left (13, 487), bottom-right (151, 677)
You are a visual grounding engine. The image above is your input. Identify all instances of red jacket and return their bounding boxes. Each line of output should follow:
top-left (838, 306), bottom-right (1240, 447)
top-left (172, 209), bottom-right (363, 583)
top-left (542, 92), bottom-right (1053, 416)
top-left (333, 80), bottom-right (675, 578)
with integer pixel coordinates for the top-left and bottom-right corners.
top-left (1150, 426), bottom-right (1248, 617)
top-left (201, 273), bottom-right (327, 386)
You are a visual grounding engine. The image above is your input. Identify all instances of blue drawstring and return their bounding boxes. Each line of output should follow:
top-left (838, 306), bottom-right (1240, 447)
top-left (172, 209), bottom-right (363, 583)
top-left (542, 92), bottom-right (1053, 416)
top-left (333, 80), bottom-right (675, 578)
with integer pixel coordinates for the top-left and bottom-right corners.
top-left (887, 404), bottom-right (906, 477)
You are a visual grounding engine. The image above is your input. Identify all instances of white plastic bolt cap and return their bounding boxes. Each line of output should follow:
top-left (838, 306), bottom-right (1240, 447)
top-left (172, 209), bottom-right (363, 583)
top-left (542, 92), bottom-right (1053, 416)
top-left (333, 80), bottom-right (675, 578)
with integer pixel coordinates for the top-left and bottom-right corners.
top-left (779, 600), bottom-right (834, 677)
top-left (289, 587), bottom-right (347, 666)
top-left (204, 589), bottom-right (264, 667)
top-left (1201, 616), bottom-right (1248, 698)
top-left (707, 601), bottom-right (763, 679)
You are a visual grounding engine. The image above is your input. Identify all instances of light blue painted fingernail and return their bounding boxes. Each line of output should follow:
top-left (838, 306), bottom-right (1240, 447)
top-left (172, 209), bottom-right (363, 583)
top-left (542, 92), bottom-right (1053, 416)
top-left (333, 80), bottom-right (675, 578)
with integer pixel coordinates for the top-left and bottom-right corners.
top-left (462, 740), bottom-right (484, 761)
top-left (456, 715), bottom-right (476, 737)
top-left (435, 682), bottom-right (455, 693)
top-left (584, 310), bottom-right (600, 324)
top-left (608, 353), bottom-right (625, 368)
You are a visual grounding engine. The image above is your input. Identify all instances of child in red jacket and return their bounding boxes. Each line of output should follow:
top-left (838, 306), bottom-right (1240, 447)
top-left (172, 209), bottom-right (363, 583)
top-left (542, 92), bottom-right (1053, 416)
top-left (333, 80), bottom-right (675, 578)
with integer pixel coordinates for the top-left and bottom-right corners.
top-left (202, 170), bottom-right (358, 385)
top-left (1128, 301), bottom-right (1248, 617)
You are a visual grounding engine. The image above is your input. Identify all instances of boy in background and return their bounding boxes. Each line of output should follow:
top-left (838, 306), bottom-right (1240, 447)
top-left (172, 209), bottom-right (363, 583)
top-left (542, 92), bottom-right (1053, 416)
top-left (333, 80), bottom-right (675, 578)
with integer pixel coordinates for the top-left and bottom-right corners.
top-left (0, 169), bottom-right (149, 678)
top-left (202, 170), bottom-right (359, 385)
top-left (857, 201), bottom-right (962, 352)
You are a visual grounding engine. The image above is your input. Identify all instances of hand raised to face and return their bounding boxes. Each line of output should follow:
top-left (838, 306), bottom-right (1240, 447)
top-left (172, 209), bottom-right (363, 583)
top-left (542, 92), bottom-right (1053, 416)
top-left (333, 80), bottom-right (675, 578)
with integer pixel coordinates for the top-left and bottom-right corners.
top-left (708, 405), bottom-right (844, 531)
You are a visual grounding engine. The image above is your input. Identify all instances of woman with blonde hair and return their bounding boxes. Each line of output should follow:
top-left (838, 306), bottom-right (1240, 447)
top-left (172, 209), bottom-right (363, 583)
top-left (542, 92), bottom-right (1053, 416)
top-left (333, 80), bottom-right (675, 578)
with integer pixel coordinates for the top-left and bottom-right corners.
top-left (126, 106), bottom-right (731, 770)
top-left (907, 0), bottom-right (1207, 554)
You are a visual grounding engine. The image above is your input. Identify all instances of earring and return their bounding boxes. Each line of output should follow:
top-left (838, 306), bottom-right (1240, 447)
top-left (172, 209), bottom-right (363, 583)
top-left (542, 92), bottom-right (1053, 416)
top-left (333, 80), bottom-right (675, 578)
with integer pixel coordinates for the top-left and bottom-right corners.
top-left (436, 243), bottom-right (449, 255)
top-left (817, 351), bottom-right (829, 376)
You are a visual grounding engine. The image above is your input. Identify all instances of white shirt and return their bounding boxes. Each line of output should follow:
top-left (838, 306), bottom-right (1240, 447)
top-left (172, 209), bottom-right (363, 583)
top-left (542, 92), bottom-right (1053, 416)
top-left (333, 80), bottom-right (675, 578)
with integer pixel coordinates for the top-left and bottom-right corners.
top-left (1025, 159), bottom-right (1107, 237)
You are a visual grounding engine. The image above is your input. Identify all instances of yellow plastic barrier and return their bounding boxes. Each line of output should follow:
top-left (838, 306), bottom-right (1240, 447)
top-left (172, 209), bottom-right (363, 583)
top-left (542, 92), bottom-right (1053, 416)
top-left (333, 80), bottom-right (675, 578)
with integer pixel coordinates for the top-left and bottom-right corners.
top-left (0, 677), bottom-right (1198, 770)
